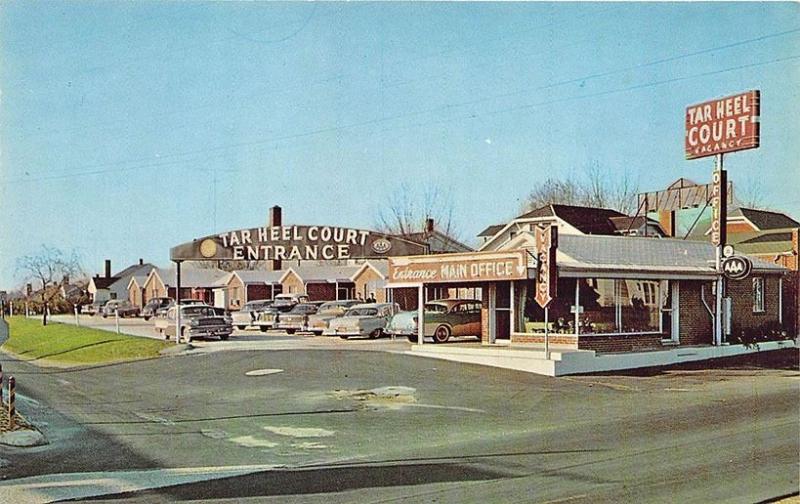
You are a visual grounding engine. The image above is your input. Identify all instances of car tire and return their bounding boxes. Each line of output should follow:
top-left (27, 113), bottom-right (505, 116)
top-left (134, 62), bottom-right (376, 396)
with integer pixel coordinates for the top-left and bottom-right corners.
top-left (432, 325), bottom-right (451, 344)
top-left (144, 316), bottom-right (151, 321)
top-left (369, 328), bottom-right (382, 339)
top-left (259, 327), bottom-right (268, 332)
top-left (286, 329), bottom-right (296, 335)
top-left (237, 325), bottom-right (246, 330)
top-left (339, 335), bottom-right (349, 340)
top-left (407, 334), bottom-right (418, 343)
top-left (313, 331), bottom-right (322, 336)
top-left (220, 335), bottom-right (229, 341)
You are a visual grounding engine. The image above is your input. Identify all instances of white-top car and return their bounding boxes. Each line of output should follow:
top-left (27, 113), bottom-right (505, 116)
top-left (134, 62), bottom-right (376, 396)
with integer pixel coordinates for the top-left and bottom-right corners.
top-left (231, 299), bottom-right (272, 330)
top-left (323, 303), bottom-right (400, 340)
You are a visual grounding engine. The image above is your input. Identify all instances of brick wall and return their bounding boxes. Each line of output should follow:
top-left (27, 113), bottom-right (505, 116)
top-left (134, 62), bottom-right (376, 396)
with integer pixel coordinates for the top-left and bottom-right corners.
top-left (726, 274), bottom-right (782, 334)
top-left (306, 282), bottom-right (335, 301)
top-left (354, 268), bottom-right (387, 302)
top-left (577, 333), bottom-right (663, 352)
top-left (513, 334), bottom-right (578, 347)
top-left (481, 287), bottom-right (490, 344)
top-left (678, 280), bottom-right (714, 346)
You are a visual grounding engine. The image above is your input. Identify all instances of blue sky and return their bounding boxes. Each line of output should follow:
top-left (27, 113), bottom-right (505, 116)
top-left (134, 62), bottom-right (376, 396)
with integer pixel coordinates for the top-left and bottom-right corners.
top-left (1, 2), bottom-right (798, 287)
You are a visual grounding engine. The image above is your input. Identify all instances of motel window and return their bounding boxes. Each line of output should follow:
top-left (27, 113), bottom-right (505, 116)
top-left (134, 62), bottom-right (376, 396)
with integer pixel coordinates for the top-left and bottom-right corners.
top-left (578, 278), bottom-right (618, 334)
top-left (753, 277), bottom-right (765, 313)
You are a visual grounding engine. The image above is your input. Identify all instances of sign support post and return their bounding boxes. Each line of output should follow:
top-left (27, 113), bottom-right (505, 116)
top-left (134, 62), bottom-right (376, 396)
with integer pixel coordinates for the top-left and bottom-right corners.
top-left (714, 154), bottom-right (726, 346)
top-left (175, 261), bottom-right (182, 344)
top-left (417, 284), bottom-right (424, 347)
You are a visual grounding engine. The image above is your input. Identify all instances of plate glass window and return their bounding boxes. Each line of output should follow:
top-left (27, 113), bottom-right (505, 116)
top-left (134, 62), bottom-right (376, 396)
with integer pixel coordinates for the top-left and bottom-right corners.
top-left (752, 277), bottom-right (765, 313)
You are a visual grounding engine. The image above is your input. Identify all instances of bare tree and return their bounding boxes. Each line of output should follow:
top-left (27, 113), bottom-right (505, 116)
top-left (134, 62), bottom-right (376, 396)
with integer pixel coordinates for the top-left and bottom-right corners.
top-left (16, 245), bottom-right (84, 325)
top-left (523, 163), bottom-right (639, 215)
top-left (376, 183), bottom-right (462, 243)
top-left (735, 176), bottom-right (767, 210)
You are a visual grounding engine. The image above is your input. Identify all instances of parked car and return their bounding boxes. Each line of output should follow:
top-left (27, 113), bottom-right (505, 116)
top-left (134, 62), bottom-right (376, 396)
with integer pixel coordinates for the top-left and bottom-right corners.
top-left (272, 293), bottom-right (309, 310)
top-left (156, 298), bottom-right (205, 318)
top-left (387, 299), bottom-right (482, 343)
top-left (306, 300), bottom-right (361, 335)
top-left (101, 300), bottom-right (140, 318)
top-left (142, 297), bottom-right (173, 321)
top-left (231, 299), bottom-right (273, 330)
top-left (154, 305), bottom-right (233, 342)
top-left (323, 303), bottom-right (400, 340)
top-left (274, 303), bottom-right (320, 334)
top-left (254, 294), bottom-right (307, 332)
top-left (82, 301), bottom-right (104, 316)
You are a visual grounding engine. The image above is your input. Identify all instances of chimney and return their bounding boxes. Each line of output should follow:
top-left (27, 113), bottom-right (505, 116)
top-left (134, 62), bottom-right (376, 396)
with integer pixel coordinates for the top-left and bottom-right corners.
top-left (268, 206), bottom-right (282, 228)
top-left (62, 274), bottom-right (69, 286)
top-left (139, 258), bottom-right (144, 266)
top-left (105, 260), bottom-right (111, 279)
top-left (425, 218), bottom-right (434, 233)
top-left (268, 206), bottom-right (283, 271)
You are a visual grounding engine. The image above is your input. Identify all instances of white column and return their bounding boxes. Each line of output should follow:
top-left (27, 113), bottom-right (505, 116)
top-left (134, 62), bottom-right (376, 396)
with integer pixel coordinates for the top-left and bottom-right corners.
top-left (417, 284), bottom-right (424, 346)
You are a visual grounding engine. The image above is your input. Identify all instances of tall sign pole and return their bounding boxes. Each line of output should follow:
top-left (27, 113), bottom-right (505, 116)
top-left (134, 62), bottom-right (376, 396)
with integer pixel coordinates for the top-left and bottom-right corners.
top-left (535, 225), bottom-right (558, 359)
top-left (685, 90), bottom-right (760, 346)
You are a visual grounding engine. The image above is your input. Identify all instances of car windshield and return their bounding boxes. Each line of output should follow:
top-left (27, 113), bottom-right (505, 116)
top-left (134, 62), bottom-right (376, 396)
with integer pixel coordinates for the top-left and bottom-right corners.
top-left (182, 306), bottom-right (215, 317)
top-left (273, 299), bottom-right (293, 306)
top-left (346, 308), bottom-right (378, 317)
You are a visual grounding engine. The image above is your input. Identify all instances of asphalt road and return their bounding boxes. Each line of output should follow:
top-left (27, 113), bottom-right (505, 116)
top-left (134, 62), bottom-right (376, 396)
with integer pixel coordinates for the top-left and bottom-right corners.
top-left (0, 332), bottom-right (798, 503)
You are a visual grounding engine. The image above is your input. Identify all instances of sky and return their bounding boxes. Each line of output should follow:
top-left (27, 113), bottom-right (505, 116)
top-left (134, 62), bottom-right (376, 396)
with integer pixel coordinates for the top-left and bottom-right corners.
top-left (1, 1), bottom-right (798, 288)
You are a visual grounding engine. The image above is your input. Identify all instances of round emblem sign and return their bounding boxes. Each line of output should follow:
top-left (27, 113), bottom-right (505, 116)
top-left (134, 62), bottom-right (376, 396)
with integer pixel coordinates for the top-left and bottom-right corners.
top-left (371, 238), bottom-right (392, 254)
top-left (199, 239), bottom-right (218, 258)
top-left (721, 255), bottom-right (752, 280)
top-left (722, 245), bottom-right (735, 258)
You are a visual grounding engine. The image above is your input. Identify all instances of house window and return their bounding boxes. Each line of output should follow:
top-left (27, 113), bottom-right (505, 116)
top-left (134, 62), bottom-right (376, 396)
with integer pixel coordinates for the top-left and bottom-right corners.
top-left (752, 277), bottom-right (765, 313)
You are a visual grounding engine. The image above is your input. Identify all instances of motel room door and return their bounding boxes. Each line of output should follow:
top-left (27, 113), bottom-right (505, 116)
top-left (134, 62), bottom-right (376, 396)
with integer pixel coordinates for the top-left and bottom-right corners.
top-left (490, 282), bottom-right (512, 343)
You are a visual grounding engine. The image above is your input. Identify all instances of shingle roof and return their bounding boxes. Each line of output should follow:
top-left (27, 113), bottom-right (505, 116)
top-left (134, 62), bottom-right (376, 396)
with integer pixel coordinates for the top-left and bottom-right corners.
top-left (91, 276), bottom-right (118, 290)
top-left (735, 208), bottom-right (799, 230)
top-left (155, 267), bottom-right (227, 287)
top-left (517, 204), bottom-right (627, 235)
top-left (608, 216), bottom-right (665, 234)
top-left (738, 232), bottom-right (793, 244)
top-left (477, 224), bottom-right (505, 237)
top-left (556, 234), bottom-right (784, 275)
top-left (235, 270), bottom-right (283, 284)
top-left (290, 264), bottom-right (361, 282)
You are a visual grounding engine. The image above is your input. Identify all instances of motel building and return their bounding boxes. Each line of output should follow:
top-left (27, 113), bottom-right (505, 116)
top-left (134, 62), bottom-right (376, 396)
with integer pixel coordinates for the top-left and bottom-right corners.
top-left (387, 229), bottom-right (794, 376)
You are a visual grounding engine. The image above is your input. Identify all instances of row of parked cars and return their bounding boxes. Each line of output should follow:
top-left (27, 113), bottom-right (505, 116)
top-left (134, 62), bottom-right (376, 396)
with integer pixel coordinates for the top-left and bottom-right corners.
top-left (235, 294), bottom-right (482, 343)
top-left (84, 294), bottom-right (483, 344)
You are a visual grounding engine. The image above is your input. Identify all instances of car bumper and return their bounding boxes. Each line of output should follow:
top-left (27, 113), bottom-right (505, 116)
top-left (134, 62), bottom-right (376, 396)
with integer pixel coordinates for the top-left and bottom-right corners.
top-left (275, 323), bottom-right (307, 331)
top-left (386, 327), bottom-right (417, 336)
top-left (188, 327), bottom-right (233, 336)
top-left (322, 328), bottom-right (365, 337)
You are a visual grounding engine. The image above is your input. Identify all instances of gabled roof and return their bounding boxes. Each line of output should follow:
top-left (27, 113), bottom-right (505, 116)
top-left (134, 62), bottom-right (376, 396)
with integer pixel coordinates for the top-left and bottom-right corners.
top-left (126, 274), bottom-right (149, 290)
top-left (280, 264), bottom-right (362, 284)
top-left (505, 232), bottom-right (784, 276)
top-left (738, 232), bottom-right (793, 244)
top-left (477, 224), bottom-right (505, 238)
top-left (734, 208), bottom-right (799, 231)
top-left (403, 230), bottom-right (473, 253)
top-left (608, 216), bottom-right (665, 235)
top-left (350, 260), bottom-right (389, 280)
top-left (150, 266), bottom-right (227, 288)
top-left (109, 263), bottom-right (156, 292)
top-left (90, 276), bottom-right (118, 290)
top-left (517, 204), bottom-right (627, 235)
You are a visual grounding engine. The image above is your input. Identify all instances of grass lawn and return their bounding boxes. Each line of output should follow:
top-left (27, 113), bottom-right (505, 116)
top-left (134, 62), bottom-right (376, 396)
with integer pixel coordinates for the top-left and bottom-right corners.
top-left (2, 316), bottom-right (169, 365)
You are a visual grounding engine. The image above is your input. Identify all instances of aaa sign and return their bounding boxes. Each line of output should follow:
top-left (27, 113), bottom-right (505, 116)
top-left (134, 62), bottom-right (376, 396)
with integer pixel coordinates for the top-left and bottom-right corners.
top-left (685, 90), bottom-right (760, 160)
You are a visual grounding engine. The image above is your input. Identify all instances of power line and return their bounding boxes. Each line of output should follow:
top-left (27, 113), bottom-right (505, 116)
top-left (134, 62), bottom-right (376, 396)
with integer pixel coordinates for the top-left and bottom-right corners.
top-left (8, 53), bottom-right (798, 186)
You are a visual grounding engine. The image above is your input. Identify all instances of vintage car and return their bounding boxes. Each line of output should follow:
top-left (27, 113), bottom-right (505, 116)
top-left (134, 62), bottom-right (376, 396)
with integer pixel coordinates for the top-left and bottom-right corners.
top-left (142, 297), bottom-right (173, 321)
top-left (231, 299), bottom-right (272, 330)
top-left (387, 299), bottom-right (482, 343)
top-left (274, 303), bottom-right (320, 334)
top-left (254, 294), bottom-right (308, 331)
top-left (154, 304), bottom-right (233, 342)
top-left (323, 303), bottom-right (400, 340)
top-left (101, 300), bottom-right (140, 318)
top-left (82, 300), bottom-right (105, 316)
top-left (306, 300), bottom-right (360, 335)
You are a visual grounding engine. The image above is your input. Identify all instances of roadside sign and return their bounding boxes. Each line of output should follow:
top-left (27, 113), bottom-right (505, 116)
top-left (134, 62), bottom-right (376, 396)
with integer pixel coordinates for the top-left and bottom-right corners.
top-left (685, 90), bottom-right (760, 160)
top-left (534, 225), bottom-right (558, 308)
top-left (388, 251), bottom-right (527, 284)
top-left (710, 168), bottom-right (727, 247)
top-left (721, 255), bottom-right (752, 280)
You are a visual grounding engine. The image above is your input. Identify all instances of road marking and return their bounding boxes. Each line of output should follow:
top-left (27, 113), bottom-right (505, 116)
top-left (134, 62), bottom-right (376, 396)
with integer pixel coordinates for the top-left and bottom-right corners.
top-left (263, 426), bottom-right (335, 438)
top-left (245, 368), bottom-right (284, 376)
top-left (230, 435), bottom-right (279, 448)
top-left (0, 464), bottom-right (280, 504)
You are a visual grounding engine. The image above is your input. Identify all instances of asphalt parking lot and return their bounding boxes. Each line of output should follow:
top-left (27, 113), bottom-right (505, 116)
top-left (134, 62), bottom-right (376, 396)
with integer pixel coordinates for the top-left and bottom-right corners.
top-left (1, 335), bottom-right (797, 503)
